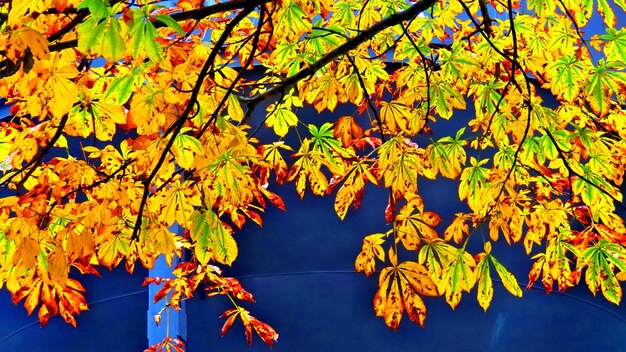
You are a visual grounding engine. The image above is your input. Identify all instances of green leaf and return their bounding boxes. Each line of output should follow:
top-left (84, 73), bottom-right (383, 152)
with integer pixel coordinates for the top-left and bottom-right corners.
top-left (490, 255), bottom-right (523, 297)
top-left (190, 211), bottom-right (238, 266)
top-left (428, 135), bottom-right (466, 179)
top-left (155, 14), bottom-right (185, 35)
top-left (601, 28), bottom-right (626, 64)
top-left (309, 122), bottom-right (353, 160)
top-left (104, 69), bottom-right (142, 104)
top-left (77, 0), bottom-right (109, 18)
top-left (77, 17), bottom-right (108, 55)
top-left (526, 0), bottom-right (556, 17)
top-left (209, 213), bottom-right (238, 266)
top-left (458, 157), bottom-right (490, 213)
top-left (130, 10), bottom-right (163, 62)
top-left (586, 59), bottom-right (626, 116)
top-left (431, 80), bottom-right (465, 119)
top-left (547, 55), bottom-right (585, 103)
top-left (78, 13), bottom-right (126, 61)
top-left (172, 133), bottom-right (203, 170)
top-left (443, 248), bottom-right (476, 309)
top-left (103, 18), bottom-right (125, 61)
top-left (194, 233), bottom-right (211, 265)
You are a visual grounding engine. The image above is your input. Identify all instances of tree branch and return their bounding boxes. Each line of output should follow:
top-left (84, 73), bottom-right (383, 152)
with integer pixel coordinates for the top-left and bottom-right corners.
top-left (241, 0), bottom-right (438, 110)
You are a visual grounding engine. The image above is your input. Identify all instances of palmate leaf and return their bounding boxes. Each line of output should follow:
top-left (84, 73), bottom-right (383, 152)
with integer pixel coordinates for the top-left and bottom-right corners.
top-left (579, 240), bottom-right (626, 304)
top-left (47, 64), bottom-right (79, 119)
top-left (395, 194), bottom-right (441, 250)
top-left (206, 150), bottom-right (259, 208)
top-left (220, 307), bottom-right (278, 347)
top-left (172, 133), bottom-right (204, 170)
top-left (426, 128), bottom-right (467, 179)
top-left (260, 142), bottom-right (293, 184)
top-left (333, 115), bottom-right (364, 148)
top-left (585, 59), bottom-right (626, 116)
top-left (129, 87), bottom-right (167, 135)
top-left (104, 68), bottom-right (143, 105)
top-left (442, 248), bottom-right (476, 309)
top-left (266, 106), bottom-right (298, 137)
top-left (330, 158), bottom-right (377, 219)
top-left (475, 242), bottom-right (522, 311)
top-left (374, 261), bottom-right (438, 330)
top-left (378, 137), bottom-right (427, 198)
top-left (309, 122), bottom-right (354, 159)
top-left (546, 55), bottom-right (587, 103)
top-left (380, 101), bottom-right (414, 134)
top-left (443, 214), bottom-right (469, 244)
top-left (78, 13), bottom-right (126, 61)
top-left (65, 101), bottom-right (126, 141)
top-left (601, 28), bottom-right (626, 64)
top-left (190, 211), bottom-right (238, 266)
top-left (127, 8), bottom-right (164, 62)
top-left (287, 139), bottom-right (335, 197)
top-left (430, 78), bottom-right (466, 120)
top-left (458, 157), bottom-right (491, 214)
top-left (12, 278), bottom-right (88, 327)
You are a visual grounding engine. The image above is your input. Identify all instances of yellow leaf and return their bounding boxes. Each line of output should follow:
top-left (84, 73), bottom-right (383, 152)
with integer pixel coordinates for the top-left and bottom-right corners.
top-left (47, 65), bottom-right (79, 119)
top-left (355, 233), bottom-right (387, 276)
top-left (266, 106), bottom-right (298, 137)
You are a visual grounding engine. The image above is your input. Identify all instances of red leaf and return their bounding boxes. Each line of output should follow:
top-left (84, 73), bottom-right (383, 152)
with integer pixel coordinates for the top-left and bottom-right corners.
top-left (261, 188), bottom-right (286, 211)
top-left (385, 198), bottom-right (394, 223)
top-left (219, 308), bottom-right (240, 337)
top-left (249, 317), bottom-right (279, 347)
top-left (153, 280), bottom-right (173, 303)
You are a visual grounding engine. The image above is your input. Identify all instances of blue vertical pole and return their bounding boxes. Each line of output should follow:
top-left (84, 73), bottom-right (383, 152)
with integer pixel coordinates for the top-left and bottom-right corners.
top-left (146, 0), bottom-right (215, 347)
top-left (147, 225), bottom-right (187, 347)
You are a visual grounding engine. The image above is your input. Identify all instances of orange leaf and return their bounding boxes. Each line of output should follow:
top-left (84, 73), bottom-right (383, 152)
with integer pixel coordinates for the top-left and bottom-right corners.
top-left (384, 278), bottom-right (403, 330)
top-left (334, 115), bottom-right (363, 148)
top-left (24, 279), bottom-right (42, 315)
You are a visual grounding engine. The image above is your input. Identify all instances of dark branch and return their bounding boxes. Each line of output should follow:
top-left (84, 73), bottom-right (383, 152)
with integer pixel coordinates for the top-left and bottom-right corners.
top-left (241, 0), bottom-right (438, 109)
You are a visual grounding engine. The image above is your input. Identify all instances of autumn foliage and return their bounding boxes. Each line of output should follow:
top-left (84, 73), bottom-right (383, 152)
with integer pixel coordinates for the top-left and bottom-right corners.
top-left (1, 0), bottom-right (626, 348)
